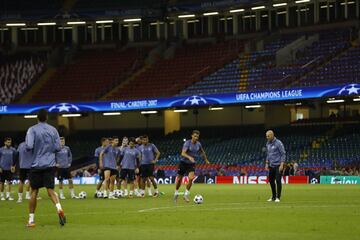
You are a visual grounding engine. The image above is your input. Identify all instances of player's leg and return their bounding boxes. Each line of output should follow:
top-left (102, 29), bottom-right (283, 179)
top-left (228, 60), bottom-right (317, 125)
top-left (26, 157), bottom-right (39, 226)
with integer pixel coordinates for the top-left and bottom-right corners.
top-left (18, 169), bottom-right (25, 202)
top-left (146, 178), bottom-right (152, 196)
top-left (121, 170), bottom-right (128, 196)
top-left (47, 188), bottom-right (66, 225)
top-left (173, 174), bottom-right (183, 203)
top-left (139, 165), bottom-right (147, 197)
top-left (149, 176), bottom-right (159, 197)
top-left (268, 167), bottom-right (276, 201)
top-left (27, 169), bottom-right (43, 227)
top-left (139, 176), bottom-right (145, 197)
top-left (58, 169), bottom-right (66, 199)
top-left (95, 169), bottom-right (104, 197)
top-left (68, 178), bottom-right (78, 199)
top-left (122, 179), bottom-right (128, 196)
top-left (134, 174), bottom-right (140, 196)
top-left (44, 168), bottom-right (66, 226)
top-left (17, 179), bottom-right (24, 203)
top-left (275, 167), bottom-right (282, 202)
top-left (6, 174), bottom-right (13, 201)
top-left (59, 179), bottom-right (65, 199)
top-left (25, 180), bottom-right (31, 199)
top-left (108, 172), bottom-right (117, 199)
top-left (119, 170), bottom-right (127, 196)
top-left (67, 169), bottom-right (77, 199)
top-left (184, 171), bottom-right (195, 203)
top-left (27, 188), bottom-right (38, 227)
top-left (174, 162), bottom-right (186, 203)
top-left (128, 170), bottom-right (135, 198)
top-left (21, 169), bottom-right (31, 200)
top-left (0, 176), bottom-right (4, 200)
top-left (116, 176), bottom-right (121, 190)
top-left (103, 169), bottom-right (111, 198)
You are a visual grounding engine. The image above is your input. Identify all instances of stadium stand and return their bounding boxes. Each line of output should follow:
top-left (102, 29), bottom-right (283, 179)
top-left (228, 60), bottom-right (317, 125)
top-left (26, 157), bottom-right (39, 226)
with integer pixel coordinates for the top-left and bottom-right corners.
top-left (179, 29), bottom-right (353, 95)
top-left (30, 47), bottom-right (149, 102)
top-left (106, 40), bottom-right (245, 100)
top-left (0, 53), bottom-right (47, 104)
top-left (299, 44), bottom-right (360, 87)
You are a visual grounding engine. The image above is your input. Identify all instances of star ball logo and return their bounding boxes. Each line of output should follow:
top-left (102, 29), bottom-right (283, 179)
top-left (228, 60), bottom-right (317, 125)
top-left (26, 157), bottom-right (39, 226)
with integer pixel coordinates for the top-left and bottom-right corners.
top-left (48, 103), bottom-right (80, 113)
top-left (337, 84), bottom-right (360, 96)
top-left (183, 95), bottom-right (208, 106)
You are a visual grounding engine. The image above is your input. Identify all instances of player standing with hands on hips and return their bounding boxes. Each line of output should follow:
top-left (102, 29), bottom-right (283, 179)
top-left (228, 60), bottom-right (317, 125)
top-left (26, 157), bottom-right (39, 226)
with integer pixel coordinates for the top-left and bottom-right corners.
top-left (265, 130), bottom-right (286, 203)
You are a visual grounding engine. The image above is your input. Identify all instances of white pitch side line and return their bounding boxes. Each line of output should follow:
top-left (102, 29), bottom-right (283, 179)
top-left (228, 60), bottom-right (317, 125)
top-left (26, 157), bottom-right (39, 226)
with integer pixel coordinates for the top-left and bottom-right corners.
top-left (137, 201), bottom-right (360, 213)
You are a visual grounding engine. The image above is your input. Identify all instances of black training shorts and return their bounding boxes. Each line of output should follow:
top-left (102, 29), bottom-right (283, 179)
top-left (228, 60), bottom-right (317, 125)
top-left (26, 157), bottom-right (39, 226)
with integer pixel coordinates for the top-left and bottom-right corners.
top-left (19, 168), bottom-right (30, 182)
top-left (120, 169), bottom-right (135, 182)
top-left (30, 168), bottom-right (55, 190)
top-left (140, 164), bottom-right (155, 178)
top-left (178, 161), bottom-right (195, 176)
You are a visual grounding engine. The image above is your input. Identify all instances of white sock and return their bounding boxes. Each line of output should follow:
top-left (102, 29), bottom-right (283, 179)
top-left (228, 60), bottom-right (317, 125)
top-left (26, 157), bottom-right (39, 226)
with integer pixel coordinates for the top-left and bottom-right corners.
top-left (148, 189), bottom-right (152, 195)
top-left (70, 189), bottom-right (75, 196)
top-left (59, 189), bottom-right (64, 196)
top-left (0, 192), bottom-right (4, 197)
top-left (6, 192), bottom-right (10, 198)
top-left (155, 189), bottom-right (159, 193)
top-left (129, 191), bottom-right (133, 195)
top-left (55, 203), bottom-right (62, 211)
top-left (29, 213), bottom-right (35, 223)
top-left (18, 193), bottom-right (22, 199)
top-left (175, 190), bottom-right (179, 195)
top-left (95, 190), bottom-right (99, 194)
top-left (25, 191), bottom-right (30, 198)
top-left (124, 189), bottom-right (128, 195)
top-left (185, 189), bottom-right (190, 195)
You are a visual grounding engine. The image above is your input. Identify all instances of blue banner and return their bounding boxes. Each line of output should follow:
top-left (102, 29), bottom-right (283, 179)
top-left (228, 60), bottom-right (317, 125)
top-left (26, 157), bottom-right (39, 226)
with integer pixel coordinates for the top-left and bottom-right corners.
top-left (0, 83), bottom-right (359, 115)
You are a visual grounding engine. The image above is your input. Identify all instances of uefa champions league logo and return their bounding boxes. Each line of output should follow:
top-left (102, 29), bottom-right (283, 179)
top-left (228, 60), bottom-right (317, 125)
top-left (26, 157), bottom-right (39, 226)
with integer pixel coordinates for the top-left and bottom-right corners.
top-left (183, 95), bottom-right (208, 106)
top-left (337, 84), bottom-right (360, 96)
top-left (48, 103), bottom-right (80, 112)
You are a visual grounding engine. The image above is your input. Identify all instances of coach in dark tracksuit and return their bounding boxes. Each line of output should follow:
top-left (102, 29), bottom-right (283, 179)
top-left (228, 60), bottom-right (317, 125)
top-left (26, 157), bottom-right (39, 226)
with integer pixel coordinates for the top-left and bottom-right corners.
top-left (265, 130), bottom-right (286, 202)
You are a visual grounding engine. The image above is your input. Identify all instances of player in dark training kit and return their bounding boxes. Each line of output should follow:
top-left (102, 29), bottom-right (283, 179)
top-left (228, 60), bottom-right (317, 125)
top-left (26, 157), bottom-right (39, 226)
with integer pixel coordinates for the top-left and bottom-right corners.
top-left (174, 130), bottom-right (209, 203)
top-left (25, 110), bottom-right (66, 227)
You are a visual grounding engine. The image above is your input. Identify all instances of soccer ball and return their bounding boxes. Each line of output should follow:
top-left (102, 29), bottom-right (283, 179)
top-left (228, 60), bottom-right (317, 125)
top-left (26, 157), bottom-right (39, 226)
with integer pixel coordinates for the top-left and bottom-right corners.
top-left (96, 191), bottom-right (104, 198)
top-left (114, 190), bottom-right (122, 198)
top-left (79, 191), bottom-right (87, 199)
top-left (193, 194), bottom-right (203, 204)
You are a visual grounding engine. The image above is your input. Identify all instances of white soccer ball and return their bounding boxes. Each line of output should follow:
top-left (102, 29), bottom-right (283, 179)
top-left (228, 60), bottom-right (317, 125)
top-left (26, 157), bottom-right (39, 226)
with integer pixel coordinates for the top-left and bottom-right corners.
top-left (96, 191), bottom-right (104, 198)
top-left (193, 194), bottom-right (203, 204)
top-left (79, 191), bottom-right (87, 199)
top-left (114, 190), bottom-right (122, 198)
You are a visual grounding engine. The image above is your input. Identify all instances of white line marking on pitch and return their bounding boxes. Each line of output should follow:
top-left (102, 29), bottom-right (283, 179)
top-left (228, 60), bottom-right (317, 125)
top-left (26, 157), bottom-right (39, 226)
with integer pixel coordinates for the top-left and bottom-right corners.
top-left (137, 201), bottom-right (360, 213)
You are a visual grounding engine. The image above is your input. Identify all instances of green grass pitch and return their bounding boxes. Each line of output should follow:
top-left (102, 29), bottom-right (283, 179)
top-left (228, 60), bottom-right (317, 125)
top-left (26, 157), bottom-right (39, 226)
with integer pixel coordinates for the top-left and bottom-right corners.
top-left (0, 184), bottom-right (359, 240)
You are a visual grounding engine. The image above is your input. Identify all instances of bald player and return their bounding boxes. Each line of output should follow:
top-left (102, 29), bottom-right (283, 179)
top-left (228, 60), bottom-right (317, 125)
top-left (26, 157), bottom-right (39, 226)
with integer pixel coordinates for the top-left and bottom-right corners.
top-left (265, 130), bottom-right (286, 203)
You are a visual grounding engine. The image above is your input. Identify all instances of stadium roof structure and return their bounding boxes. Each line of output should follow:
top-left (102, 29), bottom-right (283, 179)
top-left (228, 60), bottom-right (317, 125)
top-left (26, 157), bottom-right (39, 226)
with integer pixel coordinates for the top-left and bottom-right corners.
top-left (0, 0), bottom-right (318, 22)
